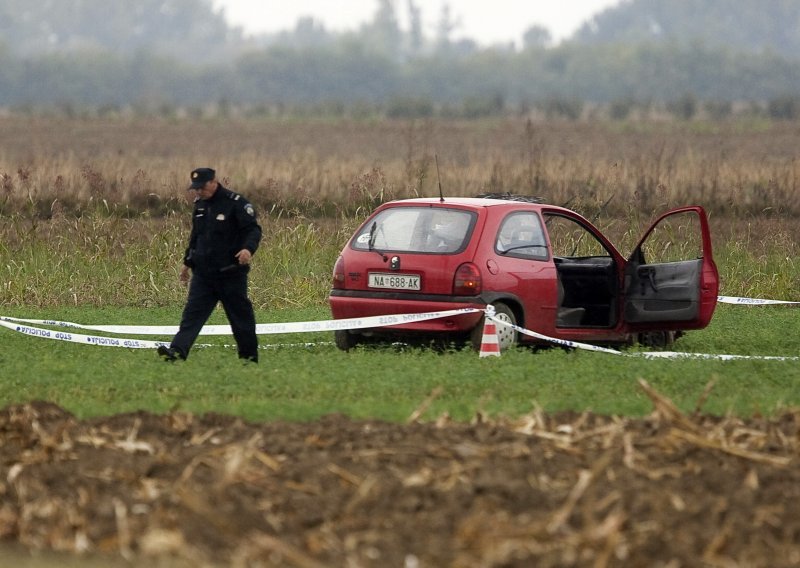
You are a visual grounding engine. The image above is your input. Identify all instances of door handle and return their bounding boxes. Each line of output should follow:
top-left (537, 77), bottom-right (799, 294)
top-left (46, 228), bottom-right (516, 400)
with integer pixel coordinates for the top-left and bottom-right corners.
top-left (638, 266), bottom-right (658, 293)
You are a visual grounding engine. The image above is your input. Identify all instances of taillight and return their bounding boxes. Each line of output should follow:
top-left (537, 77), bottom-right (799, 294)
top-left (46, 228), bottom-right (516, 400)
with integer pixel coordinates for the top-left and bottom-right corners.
top-left (332, 256), bottom-right (346, 289)
top-left (453, 262), bottom-right (481, 295)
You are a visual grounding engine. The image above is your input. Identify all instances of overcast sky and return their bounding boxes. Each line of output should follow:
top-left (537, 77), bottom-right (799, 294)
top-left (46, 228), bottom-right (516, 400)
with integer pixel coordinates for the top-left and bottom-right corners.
top-left (212, 0), bottom-right (622, 46)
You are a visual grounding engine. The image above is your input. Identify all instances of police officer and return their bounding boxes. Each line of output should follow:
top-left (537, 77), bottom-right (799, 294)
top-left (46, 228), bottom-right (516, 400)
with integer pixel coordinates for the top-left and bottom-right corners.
top-left (158, 167), bottom-right (263, 362)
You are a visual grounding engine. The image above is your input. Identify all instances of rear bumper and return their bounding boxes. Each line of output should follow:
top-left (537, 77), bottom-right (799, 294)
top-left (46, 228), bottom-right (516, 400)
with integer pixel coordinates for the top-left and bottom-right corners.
top-left (329, 290), bottom-right (483, 333)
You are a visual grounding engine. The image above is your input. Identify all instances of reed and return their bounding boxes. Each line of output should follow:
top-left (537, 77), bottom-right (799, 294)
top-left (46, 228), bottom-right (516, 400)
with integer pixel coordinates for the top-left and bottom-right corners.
top-left (0, 117), bottom-right (798, 219)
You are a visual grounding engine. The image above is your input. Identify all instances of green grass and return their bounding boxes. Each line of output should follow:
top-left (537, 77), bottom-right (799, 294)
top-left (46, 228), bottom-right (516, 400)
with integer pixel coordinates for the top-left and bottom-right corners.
top-left (1, 119), bottom-right (798, 426)
top-left (1, 304), bottom-right (797, 421)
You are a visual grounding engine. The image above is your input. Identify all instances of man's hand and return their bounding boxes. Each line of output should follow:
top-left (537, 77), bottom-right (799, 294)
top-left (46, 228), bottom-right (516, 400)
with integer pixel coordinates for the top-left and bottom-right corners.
top-left (235, 249), bottom-right (252, 265)
top-left (179, 264), bottom-right (191, 284)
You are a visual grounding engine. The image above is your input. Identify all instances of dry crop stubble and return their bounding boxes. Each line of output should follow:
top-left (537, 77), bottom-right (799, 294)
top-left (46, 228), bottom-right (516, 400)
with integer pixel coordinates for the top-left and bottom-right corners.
top-left (0, 117), bottom-right (798, 218)
top-left (0, 380), bottom-right (799, 567)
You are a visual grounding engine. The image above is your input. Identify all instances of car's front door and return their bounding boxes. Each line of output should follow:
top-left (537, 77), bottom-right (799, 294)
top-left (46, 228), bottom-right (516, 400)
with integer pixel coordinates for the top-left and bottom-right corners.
top-left (623, 206), bottom-right (718, 330)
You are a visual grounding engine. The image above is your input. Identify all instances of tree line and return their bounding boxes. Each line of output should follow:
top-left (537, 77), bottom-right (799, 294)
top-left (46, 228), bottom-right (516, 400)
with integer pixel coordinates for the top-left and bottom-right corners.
top-left (0, 0), bottom-right (799, 119)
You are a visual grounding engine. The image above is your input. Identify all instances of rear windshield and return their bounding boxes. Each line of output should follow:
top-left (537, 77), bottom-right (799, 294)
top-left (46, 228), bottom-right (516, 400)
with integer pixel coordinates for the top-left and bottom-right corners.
top-left (352, 207), bottom-right (477, 254)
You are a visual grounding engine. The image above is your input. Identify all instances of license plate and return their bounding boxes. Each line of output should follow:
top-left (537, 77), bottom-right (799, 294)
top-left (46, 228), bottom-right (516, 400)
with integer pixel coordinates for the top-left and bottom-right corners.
top-left (368, 273), bottom-right (421, 291)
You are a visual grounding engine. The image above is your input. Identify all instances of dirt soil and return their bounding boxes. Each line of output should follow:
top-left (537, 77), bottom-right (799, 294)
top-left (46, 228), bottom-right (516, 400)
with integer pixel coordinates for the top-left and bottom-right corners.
top-left (0, 380), bottom-right (798, 568)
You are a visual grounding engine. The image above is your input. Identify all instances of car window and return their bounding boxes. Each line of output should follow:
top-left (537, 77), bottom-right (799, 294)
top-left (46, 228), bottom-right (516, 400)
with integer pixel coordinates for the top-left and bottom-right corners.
top-left (544, 214), bottom-right (612, 258)
top-left (352, 207), bottom-right (476, 254)
top-left (637, 210), bottom-right (703, 264)
top-left (495, 212), bottom-right (548, 260)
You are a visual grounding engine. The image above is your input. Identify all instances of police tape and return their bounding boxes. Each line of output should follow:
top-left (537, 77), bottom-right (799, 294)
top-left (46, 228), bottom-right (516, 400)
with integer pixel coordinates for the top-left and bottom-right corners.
top-left (717, 295), bottom-right (800, 305)
top-left (3, 294), bottom-right (792, 337)
top-left (0, 317), bottom-right (171, 349)
top-left (485, 314), bottom-right (799, 361)
top-left (0, 308), bottom-right (482, 348)
top-left (0, 294), bottom-right (796, 359)
top-left (485, 312), bottom-right (624, 355)
top-left (0, 307), bottom-right (480, 336)
top-left (2, 308), bottom-right (628, 356)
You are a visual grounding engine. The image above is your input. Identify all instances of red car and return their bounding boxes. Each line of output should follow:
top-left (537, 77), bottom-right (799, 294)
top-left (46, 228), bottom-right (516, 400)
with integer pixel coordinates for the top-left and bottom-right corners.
top-left (329, 196), bottom-right (719, 351)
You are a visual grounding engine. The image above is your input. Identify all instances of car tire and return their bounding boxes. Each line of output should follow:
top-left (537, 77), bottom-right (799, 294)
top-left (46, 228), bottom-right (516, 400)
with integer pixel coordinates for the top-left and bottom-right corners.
top-left (335, 330), bottom-right (360, 351)
top-left (471, 302), bottom-right (518, 352)
top-left (637, 330), bottom-right (677, 349)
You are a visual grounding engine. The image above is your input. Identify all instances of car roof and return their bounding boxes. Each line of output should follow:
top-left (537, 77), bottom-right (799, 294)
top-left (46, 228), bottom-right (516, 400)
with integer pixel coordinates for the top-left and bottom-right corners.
top-left (382, 197), bottom-right (569, 213)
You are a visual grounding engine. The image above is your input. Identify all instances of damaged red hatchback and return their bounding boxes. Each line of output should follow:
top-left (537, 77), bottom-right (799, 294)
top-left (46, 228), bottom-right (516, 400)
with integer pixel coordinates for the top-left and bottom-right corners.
top-left (329, 195), bottom-right (718, 351)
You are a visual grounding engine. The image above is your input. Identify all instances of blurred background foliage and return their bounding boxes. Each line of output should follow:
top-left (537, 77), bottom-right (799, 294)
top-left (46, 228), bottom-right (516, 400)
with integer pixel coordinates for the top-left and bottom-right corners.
top-left (1, 0), bottom-right (800, 119)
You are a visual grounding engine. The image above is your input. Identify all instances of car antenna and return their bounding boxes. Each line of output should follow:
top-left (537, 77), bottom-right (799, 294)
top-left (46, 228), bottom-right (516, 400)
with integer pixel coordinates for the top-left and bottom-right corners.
top-left (435, 154), bottom-right (445, 203)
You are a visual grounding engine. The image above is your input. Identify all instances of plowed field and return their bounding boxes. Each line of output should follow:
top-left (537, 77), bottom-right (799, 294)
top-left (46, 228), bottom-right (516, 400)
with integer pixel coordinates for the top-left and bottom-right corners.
top-left (1, 380), bottom-right (798, 567)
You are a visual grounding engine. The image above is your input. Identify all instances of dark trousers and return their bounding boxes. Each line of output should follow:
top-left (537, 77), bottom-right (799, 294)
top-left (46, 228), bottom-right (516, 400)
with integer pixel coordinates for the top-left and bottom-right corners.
top-left (171, 271), bottom-right (258, 361)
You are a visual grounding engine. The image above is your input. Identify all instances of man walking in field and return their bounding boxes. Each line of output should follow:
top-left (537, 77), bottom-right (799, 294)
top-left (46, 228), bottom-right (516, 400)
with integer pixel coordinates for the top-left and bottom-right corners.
top-left (158, 167), bottom-right (262, 362)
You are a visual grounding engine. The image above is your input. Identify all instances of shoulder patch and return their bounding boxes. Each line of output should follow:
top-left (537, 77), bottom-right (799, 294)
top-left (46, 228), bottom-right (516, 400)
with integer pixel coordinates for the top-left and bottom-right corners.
top-left (245, 203), bottom-right (255, 216)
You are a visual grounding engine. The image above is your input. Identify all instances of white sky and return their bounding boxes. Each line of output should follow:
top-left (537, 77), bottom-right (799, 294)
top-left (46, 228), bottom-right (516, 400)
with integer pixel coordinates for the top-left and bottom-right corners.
top-left (212, 0), bottom-right (622, 46)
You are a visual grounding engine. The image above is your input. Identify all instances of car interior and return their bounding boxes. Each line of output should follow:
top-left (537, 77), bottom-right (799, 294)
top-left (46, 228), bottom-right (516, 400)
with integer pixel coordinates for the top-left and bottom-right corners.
top-left (555, 257), bottom-right (618, 328)
top-left (545, 213), bottom-right (619, 328)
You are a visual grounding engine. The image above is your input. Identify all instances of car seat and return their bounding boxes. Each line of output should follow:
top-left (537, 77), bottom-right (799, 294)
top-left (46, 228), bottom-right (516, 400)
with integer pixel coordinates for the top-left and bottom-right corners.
top-left (557, 278), bottom-right (586, 327)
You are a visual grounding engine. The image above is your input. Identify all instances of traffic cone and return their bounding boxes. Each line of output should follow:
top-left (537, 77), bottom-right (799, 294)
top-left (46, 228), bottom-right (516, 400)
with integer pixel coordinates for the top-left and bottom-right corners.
top-left (479, 319), bottom-right (501, 358)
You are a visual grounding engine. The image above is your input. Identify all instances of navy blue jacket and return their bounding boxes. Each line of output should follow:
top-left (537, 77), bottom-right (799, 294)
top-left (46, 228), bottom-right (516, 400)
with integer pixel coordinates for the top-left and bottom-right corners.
top-left (183, 185), bottom-right (262, 276)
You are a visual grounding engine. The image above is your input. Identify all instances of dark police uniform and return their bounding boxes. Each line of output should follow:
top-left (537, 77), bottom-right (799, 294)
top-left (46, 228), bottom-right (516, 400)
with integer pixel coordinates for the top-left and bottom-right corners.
top-left (167, 170), bottom-right (262, 362)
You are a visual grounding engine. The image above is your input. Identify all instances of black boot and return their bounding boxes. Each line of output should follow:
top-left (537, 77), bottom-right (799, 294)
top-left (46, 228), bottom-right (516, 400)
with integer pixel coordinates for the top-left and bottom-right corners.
top-left (158, 345), bottom-right (185, 362)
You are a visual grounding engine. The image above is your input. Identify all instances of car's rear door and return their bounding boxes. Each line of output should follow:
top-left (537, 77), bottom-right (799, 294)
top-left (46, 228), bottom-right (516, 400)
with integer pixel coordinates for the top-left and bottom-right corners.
top-left (623, 206), bottom-right (718, 330)
top-left (483, 208), bottom-right (558, 331)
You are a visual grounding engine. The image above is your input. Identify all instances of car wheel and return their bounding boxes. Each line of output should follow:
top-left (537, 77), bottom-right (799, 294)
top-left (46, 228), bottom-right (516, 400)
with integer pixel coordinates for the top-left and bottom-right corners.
top-left (637, 330), bottom-right (676, 349)
top-left (334, 330), bottom-right (360, 351)
top-left (471, 302), bottom-right (518, 352)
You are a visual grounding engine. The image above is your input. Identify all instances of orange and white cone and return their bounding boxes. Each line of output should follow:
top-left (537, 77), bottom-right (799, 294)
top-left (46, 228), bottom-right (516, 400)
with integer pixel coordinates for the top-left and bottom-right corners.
top-left (479, 319), bottom-right (501, 358)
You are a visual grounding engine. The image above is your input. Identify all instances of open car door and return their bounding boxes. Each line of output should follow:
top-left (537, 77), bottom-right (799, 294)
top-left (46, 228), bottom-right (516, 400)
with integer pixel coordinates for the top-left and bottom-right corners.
top-left (624, 206), bottom-right (718, 330)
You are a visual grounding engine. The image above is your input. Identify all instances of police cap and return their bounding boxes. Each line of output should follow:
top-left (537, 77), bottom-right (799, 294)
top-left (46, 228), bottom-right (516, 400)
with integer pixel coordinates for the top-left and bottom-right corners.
top-left (189, 167), bottom-right (216, 189)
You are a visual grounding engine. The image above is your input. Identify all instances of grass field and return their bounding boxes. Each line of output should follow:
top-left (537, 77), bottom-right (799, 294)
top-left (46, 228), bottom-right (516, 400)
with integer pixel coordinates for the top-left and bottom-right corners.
top-left (1, 116), bottom-right (798, 422)
top-left (1, 303), bottom-right (798, 421)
